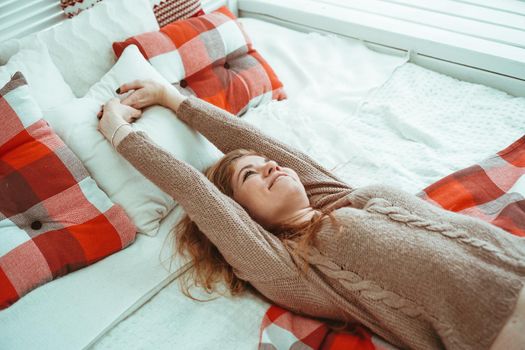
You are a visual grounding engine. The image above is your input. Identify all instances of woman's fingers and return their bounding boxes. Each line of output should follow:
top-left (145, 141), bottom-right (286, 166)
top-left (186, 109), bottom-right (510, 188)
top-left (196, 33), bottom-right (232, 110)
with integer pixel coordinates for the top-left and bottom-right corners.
top-left (117, 80), bottom-right (144, 94)
top-left (104, 97), bottom-right (120, 108)
top-left (116, 79), bottom-right (163, 109)
top-left (120, 92), bottom-right (141, 108)
top-left (125, 107), bottom-right (143, 123)
top-left (98, 98), bottom-right (122, 120)
top-left (97, 105), bottom-right (103, 119)
top-left (97, 98), bottom-right (141, 139)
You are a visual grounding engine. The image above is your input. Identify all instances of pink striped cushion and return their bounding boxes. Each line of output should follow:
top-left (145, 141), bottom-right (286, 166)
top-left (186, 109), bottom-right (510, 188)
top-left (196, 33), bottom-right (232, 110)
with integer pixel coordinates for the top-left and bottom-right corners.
top-left (60, 0), bottom-right (203, 26)
top-left (0, 72), bottom-right (136, 309)
top-left (60, 0), bottom-right (102, 18)
top-left (153, 0), bottom-right (204, 27)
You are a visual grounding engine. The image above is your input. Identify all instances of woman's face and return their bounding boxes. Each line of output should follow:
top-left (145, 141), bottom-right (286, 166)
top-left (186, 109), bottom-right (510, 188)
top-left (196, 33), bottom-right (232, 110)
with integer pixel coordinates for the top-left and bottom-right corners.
top-left (231, 155), bottom-right (310, 229)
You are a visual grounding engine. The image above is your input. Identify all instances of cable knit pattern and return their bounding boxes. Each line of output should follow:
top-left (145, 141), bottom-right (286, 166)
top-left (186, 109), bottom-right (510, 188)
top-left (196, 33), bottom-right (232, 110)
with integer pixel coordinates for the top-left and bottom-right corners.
top-left (365, 198), bottom-right (525, 272)
top-left (115, 96), bottom-right (525, 350)
top-left (289, 241), bottom-right (427, 318)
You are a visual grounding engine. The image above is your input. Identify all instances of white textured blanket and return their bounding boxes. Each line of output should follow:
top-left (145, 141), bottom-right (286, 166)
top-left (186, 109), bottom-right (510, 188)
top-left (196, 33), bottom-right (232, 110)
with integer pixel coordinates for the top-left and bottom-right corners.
top-left (246, 63), bottom-right (525, 194)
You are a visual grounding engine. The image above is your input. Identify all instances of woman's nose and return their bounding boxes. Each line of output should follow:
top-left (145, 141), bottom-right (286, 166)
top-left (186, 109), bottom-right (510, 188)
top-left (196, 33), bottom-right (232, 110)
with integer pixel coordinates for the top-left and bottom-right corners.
top-left (264, 161), bottom-right (280, 176)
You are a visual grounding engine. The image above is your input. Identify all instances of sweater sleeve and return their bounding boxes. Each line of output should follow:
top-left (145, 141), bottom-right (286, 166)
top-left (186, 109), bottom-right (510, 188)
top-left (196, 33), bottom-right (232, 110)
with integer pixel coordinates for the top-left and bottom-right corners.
top-left (176, 97), bottom-right (353, 209)
top-left (116, 130), bottom-right (298, 282)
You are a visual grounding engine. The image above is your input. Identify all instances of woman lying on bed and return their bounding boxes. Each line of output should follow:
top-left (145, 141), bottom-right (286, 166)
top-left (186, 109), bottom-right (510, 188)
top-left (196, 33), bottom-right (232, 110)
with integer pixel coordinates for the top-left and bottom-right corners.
top-left (97, 80), bottom-right (525, 350)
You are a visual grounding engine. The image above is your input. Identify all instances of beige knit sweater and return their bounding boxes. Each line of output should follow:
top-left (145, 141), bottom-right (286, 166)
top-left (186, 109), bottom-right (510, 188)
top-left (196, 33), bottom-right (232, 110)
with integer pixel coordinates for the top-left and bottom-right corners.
top-left (116, 97), bottom-right (525, 350)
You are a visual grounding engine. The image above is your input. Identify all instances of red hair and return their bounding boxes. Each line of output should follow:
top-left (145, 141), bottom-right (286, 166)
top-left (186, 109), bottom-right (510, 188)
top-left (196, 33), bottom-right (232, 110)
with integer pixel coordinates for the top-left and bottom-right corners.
top-left (173, 149), bottom-right (341, 300)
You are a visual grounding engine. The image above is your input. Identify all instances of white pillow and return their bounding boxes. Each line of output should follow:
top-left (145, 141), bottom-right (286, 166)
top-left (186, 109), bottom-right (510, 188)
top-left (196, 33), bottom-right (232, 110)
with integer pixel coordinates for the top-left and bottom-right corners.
top-left (11, 0), bottom-right (159, 97)
top-left (0, 41), bottom-right (75, 110)
top-left (0, 39), bottom-right (20, 65)
top-left (44, 45), bottom-right (222, 236)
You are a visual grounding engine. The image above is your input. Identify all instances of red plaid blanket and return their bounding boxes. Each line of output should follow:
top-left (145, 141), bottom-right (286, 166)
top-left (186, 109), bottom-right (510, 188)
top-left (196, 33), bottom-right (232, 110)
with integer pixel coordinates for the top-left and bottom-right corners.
top-left (259, 135), bottom-right (525, 349)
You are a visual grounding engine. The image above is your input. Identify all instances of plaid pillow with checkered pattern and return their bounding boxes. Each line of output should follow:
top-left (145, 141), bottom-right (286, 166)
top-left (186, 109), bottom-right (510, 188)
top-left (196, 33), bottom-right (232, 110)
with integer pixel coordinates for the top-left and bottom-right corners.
top-left (419, 135), bottom-right (525, 237)
top-left (113, 6), bottom-right (286, 116)
top-left (259, 305), bottom-right (393, 350)
top-left (0, 72), bottom-right (136, 309)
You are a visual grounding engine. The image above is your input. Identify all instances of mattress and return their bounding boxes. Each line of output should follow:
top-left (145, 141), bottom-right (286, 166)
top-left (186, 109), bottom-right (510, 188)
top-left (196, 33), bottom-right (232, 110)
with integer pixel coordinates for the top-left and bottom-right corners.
top-left (2, 15), bottom-right (524, 350)
top-left (91, 19), bottom-right (525, 350)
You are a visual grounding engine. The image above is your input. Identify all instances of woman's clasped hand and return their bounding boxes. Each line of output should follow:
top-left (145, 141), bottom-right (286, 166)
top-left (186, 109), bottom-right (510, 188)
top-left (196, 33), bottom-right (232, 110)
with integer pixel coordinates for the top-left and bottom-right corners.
top-left (97, 80), bottom-right (186, 144)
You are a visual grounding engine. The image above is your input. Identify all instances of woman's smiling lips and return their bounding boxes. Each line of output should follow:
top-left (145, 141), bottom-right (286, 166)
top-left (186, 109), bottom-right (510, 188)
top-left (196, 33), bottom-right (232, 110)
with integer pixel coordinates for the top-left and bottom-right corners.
top-left (269, 173), bottom-right (288, 189)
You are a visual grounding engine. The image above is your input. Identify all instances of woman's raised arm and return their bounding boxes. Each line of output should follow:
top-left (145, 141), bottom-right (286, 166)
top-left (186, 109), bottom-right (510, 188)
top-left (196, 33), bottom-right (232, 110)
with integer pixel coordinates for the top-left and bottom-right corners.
top-left (173, 96), bottom-right (353, 209)
top-left (120, 130), bottom-right (299, 282)
top-left (98, 96), bottom-right (298, 282)
top-left (116, 80), bottom-right (353, 209)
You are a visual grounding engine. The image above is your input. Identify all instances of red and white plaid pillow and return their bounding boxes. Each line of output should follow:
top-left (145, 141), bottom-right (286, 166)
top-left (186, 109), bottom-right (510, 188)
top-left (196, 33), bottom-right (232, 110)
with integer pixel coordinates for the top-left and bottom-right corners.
top-left (0, 72), bottom-right (136, 309)
top-left (60, 0), bottom-right (203, 25)
top-left (113, 6), bottom-right (286, 116)
top-left (419, 135), bottom-right (525, 237)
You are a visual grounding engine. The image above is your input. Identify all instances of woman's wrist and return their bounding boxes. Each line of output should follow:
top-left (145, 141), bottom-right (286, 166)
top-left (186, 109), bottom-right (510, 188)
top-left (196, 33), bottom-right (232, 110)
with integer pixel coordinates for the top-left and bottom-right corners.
top-left (111, 123), bottom-right (134, 148)
top-left (162, 85), bottom-right (188, 112)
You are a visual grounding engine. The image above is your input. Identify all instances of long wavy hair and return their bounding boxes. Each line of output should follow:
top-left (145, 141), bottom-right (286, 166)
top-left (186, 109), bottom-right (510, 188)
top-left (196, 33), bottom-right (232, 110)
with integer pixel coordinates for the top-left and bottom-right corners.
top-left (173, 148), bottom-right (342, 301)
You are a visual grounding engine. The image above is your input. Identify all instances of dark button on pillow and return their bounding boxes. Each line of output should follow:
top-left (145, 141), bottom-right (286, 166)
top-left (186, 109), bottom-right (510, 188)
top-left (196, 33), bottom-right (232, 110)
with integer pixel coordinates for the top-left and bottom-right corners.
top-left (180, 79), bottom-right (188, 88)
top-left (223, 62), bottom-right (230, 69)
top-left (31, 220), bottom-right (42, 230)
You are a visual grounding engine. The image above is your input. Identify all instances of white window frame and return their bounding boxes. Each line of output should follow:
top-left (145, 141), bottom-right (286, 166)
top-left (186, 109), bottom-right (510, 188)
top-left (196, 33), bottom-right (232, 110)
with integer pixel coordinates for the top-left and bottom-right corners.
top-left (1, 0), bottom-right (523, 96)
top-left (0, 0), bottom-right (234, 43)
top-left (238, 0), bottom-right (525, 97)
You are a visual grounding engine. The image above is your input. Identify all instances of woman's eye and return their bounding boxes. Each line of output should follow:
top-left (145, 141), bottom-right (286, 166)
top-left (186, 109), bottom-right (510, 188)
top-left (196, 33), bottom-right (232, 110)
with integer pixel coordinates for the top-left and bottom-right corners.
top-left (243, 170), bottom-right (255, 182)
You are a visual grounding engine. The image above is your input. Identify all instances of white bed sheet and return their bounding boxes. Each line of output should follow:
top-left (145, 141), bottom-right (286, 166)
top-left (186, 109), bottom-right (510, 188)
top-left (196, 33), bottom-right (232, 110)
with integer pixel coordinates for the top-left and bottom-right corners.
top-left (0, 18), bottom-right (408, 350)
top-left (91, 19), bottom-right (525, 350)
top-left (93, 20), bottom-right (525, 350)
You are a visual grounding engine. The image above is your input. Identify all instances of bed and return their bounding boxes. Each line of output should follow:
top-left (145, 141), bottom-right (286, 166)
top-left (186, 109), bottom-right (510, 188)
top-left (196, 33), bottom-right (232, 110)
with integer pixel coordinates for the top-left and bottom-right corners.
top-left (1, 1), bottom-right (524, 349)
